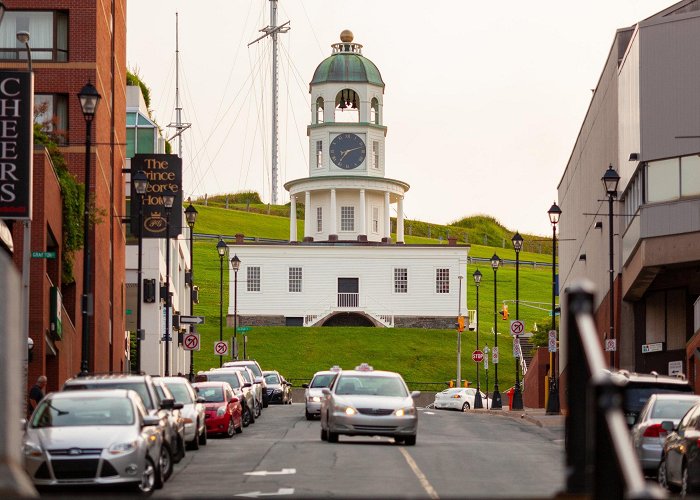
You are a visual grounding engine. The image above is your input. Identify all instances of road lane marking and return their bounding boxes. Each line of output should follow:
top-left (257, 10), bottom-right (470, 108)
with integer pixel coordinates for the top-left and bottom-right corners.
top-left (423, 411), bottom-right (436, 415)
top-left (399, 447), bottom-right (439, 499)
top-left (235, 488), bottom-right (295, 498)
top-left (244, 468), bottom-right (296, 476)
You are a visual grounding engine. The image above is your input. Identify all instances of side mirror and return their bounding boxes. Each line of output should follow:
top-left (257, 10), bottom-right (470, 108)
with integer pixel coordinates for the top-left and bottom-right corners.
top-left (321, 388), bottom-right (331, 396)
top-left (143, 415), bottom-right (161, 427)
top-left (231, 397), bottom-right (239, 403)
top-left (160, 398), bottom-right (175, 410)
top-left (196, 397), bottom-right (206, 403)
top-left (661, 420), bottom-right (675, 433)
top-left (302, 383), bottom-right (309, 389)
top-left (243, 382), bottom-right (252, 388)
top-left (410, 391), bottom-right (421, 399)
top-left (173, 403), bottom-right (184, 410)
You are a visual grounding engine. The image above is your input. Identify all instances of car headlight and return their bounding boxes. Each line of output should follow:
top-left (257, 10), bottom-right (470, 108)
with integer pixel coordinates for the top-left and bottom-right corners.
top-left (216, 406), bottom-right (227, 417)
top-left (23, 441), bottom-right (42, 458)
top-left (395, 407), bottom-right (416, 417)
top-left (308, 396), bottom-right (321, 403)
top-left (334, 403), bottom-right (357, 416)
top-left (108, 440), bottom-right (138, 455)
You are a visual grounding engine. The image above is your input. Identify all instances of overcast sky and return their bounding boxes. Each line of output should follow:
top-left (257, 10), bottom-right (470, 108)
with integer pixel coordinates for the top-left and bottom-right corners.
top-left (127, 0), bottom-right (674, 236)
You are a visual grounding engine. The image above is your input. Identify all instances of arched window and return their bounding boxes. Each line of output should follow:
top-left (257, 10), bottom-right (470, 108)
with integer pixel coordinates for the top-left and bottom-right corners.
top-left (334, 88), bottom-right (359, 123)
top-left (316, 97), bottom-right (324, 124)
top-left (371, 98), bottom-right (379, 125)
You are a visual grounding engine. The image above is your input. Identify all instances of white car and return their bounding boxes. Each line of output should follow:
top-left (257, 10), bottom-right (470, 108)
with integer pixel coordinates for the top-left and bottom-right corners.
top-left (303, 367), bottom-right (341, 420)
top-left (161, 376), bottom-right (207, 450)
top-left (433, 387), bottom-right (491, 411)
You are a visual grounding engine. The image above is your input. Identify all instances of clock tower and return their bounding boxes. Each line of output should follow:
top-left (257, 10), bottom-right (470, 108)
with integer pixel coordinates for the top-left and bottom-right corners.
top-left (285, 31), bottom-right (409, 243)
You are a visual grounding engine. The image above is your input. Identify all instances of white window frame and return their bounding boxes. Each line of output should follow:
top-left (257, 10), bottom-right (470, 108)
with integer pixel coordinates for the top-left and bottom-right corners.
top-left (247, 266), bottom-right (261, 292)
top-left (435, 268), bottom-right (450, 294)
top-left (372, 206), bottom-right (379, 233)
top-left (289, 267), bottom-right (302, 293)
top-left (394, 268), bottom-right (408, 294)
top-left (372, 140), bottom-right (380, 169)
top-left (316, 207), bottom-right (323, 233)
top-left (340, 206), bottom-right (355, 232)
top-left (316, 140), bottom-right (323, 169)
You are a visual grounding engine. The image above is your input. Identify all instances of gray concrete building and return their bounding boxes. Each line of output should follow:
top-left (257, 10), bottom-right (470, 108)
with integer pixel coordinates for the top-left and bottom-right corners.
top-left (558, 0), bottom-right (700, 389)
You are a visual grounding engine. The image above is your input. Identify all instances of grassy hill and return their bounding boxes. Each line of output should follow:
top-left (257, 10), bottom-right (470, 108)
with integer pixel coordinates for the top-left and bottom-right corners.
top-left (184, 202), bottom-right (557, 391)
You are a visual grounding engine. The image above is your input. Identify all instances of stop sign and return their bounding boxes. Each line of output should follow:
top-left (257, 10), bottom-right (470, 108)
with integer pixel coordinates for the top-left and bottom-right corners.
top-left (472, 350), bottom-right (484, 362)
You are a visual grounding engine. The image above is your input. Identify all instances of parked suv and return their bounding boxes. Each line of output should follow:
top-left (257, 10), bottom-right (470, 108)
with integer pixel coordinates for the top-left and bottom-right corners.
top-left (222, 360), bottom-right (269, 407)
top-left (62, 373), bottom-right (186, 480)
top-left (609, 370), bottom-right (694, 427)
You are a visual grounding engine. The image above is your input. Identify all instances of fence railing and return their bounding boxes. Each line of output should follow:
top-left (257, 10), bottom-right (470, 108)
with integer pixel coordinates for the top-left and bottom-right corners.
top-left (565, 282), bottom-right (665, 499)
top-left (337, 293), bottom-right (359, 308)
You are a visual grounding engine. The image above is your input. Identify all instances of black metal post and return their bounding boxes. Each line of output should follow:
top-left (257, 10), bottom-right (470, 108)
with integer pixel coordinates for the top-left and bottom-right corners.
top-left (80, 117), bottom-right (93, 375)
top-left (512, 242), bottom-right (524, 410)
top-left (608, 193), bottom-right (615, 369)
top-left (492, 261), bottom-right (502, 409)
top-left (164, 207), bottom-right (172, 376)
top-left (474, 277), bottom-right (483, 409)
top-left (136, 192), bottom-right (144, 373)
top-left (219, 252), bottom-right (224, 368)
top-left (188, 223), bottom-right (194, 380)
top-left (233, 267), bottom-right (238, 361)
top-left (546, 222), bottom-right (560, 414)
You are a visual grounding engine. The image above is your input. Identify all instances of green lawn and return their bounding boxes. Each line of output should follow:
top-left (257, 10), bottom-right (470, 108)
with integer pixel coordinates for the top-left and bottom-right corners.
top-left (186, 204), bottom-right (556, 390)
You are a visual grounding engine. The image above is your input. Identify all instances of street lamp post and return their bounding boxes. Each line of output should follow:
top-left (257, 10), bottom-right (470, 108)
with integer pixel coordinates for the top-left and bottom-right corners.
top-left (457, 275), bottom-right (463, 388)
top-left (546, 202), bottom-right (562, 415)
top-left (78, 82), bottom-right (101, 374)
top-left (216, 238), bottom-right (227, 367)
top-left (602, 165), bottom-right (620, 370)
top-left (133, 171), bottom-right (148, 373)
top-left (162, 190), bottom-right (175, 376)
top-left (511, 232), bottom-right (524, 410)
top-left (231, 255), bottom-right (241, 361)
top-left (16, 31), bottom-right (31, 73)
top-left (473, 269), bottom-right (483, 409)
top-left (185, 203), bottom-right (198, 380)
top-left (490, 253), bottom-right (502, 409)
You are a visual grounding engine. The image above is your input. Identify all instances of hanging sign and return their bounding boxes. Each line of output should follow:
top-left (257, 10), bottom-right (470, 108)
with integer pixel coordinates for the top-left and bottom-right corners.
top-left (130, 154), bottom-right (182, 238)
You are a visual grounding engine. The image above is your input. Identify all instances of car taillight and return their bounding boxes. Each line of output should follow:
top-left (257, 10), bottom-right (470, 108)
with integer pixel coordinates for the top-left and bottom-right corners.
top-left (643, 424), bottom-right (667, 438)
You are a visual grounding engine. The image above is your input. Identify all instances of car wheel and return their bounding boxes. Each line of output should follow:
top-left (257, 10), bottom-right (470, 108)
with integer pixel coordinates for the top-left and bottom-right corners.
top-left (134, 456), bottom-right (156, 495)
top-left (242, 404), bottom-right (252, 427)
top-left (305, 411), bottom-right (314, 420)
top-left (394, 436), bottom-right (405, 444)
top-left (462, 402), bottom-right (470, 412)
top-left (235, 418), bottom-right (243, 434)
top-left (188, 421), bottom-right (200, 450)
top-left (158, 444), bottom-right (173, 484)
top-left (174, 435), bottom-right (186, 463)
top-left (658, 456), bottom-right (678, 492)
top-left (321, 427), bottom-right (328, 441)
top-left (682, 462), bottom-right (695, 496)
top-left (199, 425), bottom-right (207, 446)
top-left (226, 416), bottom-right (235, 438)
top-left (254, 400), bottom-right (262, 418)
top-left (328, 431), bottom-right (339, 443)
top-left (404, 435), bottom-right (417, 446)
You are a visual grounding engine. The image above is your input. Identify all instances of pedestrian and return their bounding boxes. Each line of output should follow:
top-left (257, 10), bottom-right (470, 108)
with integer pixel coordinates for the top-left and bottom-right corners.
top-left (28, 375), bottom-right (47, 417)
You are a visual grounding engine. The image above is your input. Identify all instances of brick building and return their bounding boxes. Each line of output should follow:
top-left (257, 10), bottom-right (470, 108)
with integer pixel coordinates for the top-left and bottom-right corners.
top-left (0, 1), bottom-right (128, 393)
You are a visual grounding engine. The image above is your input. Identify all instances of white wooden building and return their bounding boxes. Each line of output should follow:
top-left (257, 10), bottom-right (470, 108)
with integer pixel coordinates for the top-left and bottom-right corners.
top-left (225, 31), bottom-right (469, 330)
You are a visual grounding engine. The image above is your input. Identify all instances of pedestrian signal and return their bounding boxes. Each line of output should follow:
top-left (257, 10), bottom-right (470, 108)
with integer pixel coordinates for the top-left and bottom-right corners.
top-left (501, 304), bottom-right (509, 320)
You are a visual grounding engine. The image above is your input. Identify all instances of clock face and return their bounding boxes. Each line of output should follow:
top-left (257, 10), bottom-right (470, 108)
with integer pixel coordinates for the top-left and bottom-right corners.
top-left (329, 133), bottom-right (366, 170)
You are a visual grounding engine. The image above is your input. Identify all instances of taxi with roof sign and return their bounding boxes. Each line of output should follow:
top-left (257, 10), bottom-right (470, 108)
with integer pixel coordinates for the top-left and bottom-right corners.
top-left (303, 366), bottom-right (341, 420)
top-left (319, 364), bottom-right (419, 445)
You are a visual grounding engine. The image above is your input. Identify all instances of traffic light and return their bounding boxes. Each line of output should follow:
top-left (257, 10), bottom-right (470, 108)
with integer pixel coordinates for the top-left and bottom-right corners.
top-left (457, 315), bottom-right (465, 332)
top-left (501, 304), bottom-right (509, 320)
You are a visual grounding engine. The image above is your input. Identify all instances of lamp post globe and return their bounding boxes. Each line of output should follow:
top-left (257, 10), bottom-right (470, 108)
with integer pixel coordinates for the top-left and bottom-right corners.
top-left (78, 81), bottom-right (101, 374)
top-left (546, 202), bottom-right (561, 415)
top-left (490, 253), bottom-right (502, 409)
top-left (472, 268), bottom-right (483, 409)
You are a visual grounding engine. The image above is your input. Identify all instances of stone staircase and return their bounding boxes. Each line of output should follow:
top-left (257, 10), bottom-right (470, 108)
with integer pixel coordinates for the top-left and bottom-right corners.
top-left (519, 334), bottom-right (535, 373)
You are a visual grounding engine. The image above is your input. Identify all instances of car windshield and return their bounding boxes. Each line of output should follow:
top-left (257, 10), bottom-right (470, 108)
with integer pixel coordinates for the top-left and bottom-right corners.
top-left (651, 399), bottom-right (698, 420)
top-left (32, 397), bottom-right (134, 428)
top-left (64, 381), bottom-right (153, 409)
top-left (265, 373), bottom-right (280, 384)
top-left (625, 386), bottom-right (693, 414)
top-left (203, 372), bottom-right (240, 389)
top-left (165, 383), bottom-right (193, 404)
top-left (310, 374), bottom-right (335, 388)
top-left (238, 370), bottom-right (253, 383)
top-left (228, 362), bottom-right (262, 377)
top-left (335, 375), bottom-right (408, 397)
top-left (195, 387), bottom-right (224, 402)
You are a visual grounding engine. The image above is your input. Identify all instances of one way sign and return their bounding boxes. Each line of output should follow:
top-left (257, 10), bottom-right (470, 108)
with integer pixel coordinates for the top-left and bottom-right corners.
top-left (179, 315), bottom-right (205, 325)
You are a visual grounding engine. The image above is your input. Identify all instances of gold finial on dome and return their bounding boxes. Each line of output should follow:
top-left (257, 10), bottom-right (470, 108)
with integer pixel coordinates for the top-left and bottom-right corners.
top-left (340, 30), bottom-right (354, 43)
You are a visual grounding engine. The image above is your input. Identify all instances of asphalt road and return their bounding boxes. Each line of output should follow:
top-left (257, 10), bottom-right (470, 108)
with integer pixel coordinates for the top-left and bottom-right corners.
top-left (153, 403), bottom-right (565, 499)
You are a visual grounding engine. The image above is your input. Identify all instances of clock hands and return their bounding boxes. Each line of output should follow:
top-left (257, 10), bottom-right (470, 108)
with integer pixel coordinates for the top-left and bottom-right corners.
top-left (339, 146), bottom-right (363, 162)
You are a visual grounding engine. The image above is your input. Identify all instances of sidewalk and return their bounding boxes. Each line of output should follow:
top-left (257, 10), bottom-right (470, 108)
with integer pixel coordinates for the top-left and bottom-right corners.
top-left (473, 406), bottom-right (566, 431)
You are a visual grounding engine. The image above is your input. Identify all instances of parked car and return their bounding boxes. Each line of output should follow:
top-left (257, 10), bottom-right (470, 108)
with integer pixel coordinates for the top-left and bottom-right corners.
top-left (658, 398), bottom-right (700, 495)
top-left (161, 376), bottom-right (207, 450)
top-left (263, 370), bottom-right (293, 404)
top-left (631, 393), bottom-right (700, 476)
top-left (320, 363), bottom-right (420, 445)
top-left (221, 360), bottom-right (269, 407)
top-left (24, 389), bottom-right (164, 493)
top-left (303, 368), bottom-right (341, 420)
top-left (216, 366), bottom-right (263, 417)
top-left (195, 370), bottom-right (255, 427)
top-left (62, 373), bottom-right (186, 480)
top-left (433, 387), bottom-right (491, 411)
top-left (193, 381), bottom-right (243, 437)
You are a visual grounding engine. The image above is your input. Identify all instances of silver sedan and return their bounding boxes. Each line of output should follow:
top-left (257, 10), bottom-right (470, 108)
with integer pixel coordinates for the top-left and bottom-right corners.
top-left (24, 389), bottom-right (163, 494)
top-left (320, 367), bottom-right (419, 445)
top-left (161, 376), bottom-right (207, 450)
top-left (303, 369), bottom-right (340, 420)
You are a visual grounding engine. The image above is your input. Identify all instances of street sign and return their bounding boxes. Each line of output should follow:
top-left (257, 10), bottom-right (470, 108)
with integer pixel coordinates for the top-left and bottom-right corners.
top-left (510, 319), bottom-right (525, 336)
top-left (471, 350), bottom-right (484, 363)
top-left (548, 330), bottom-right (557, 353)
top-left (179, 315), bottom-right (205, 325)
top-left (236, 326), bottom-right (251, 333)
top-left (214, 340), bottom-right (228, 356)
top-left (492, 346), bottom-right (499, 364)
top-left (513, 336), bottom-right (521, 357)
top-left (31, 251), bottom-right (56, 259)
top-left (605, 339), bottom-right (617, 352)
top-left (669, 360), bottom-right (683, 376)
top-left (183, 333), bottom-right (200, 352)
top-left (641, 342), bottom-right (662, 354)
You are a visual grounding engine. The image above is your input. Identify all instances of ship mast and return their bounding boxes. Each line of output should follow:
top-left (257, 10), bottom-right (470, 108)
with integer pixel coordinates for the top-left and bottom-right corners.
top-left (248, 0), bottom-right (290, 206)
top-left (168, 12), bottom-right (191, 155)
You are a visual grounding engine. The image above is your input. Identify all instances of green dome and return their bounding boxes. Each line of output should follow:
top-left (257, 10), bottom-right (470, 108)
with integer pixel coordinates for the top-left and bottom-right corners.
top-left (311, 53), bottom-right (385, 88)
